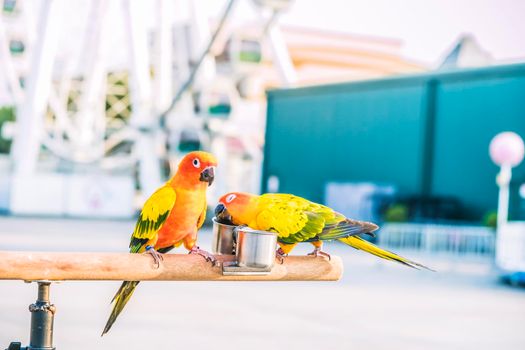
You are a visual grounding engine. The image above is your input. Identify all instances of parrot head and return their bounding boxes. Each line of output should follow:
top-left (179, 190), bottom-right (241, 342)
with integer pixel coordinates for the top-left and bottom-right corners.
top-left (215, 192), bottom-right (257, 225)
top-left (176, 151), bottom-right (217, 187)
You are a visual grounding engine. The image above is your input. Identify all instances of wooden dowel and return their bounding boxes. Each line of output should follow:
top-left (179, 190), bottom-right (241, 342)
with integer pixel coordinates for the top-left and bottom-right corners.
top-left (0, 251), bottom-right (343, 282)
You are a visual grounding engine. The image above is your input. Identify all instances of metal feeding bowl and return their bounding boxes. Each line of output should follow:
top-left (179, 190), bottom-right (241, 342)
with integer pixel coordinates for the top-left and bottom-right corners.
top-left (211, 218), bottom-right (236, 255)
top-left (235, 226), bottom-right (277, 269)
top-left (212, 217), bottom-right (278, 275)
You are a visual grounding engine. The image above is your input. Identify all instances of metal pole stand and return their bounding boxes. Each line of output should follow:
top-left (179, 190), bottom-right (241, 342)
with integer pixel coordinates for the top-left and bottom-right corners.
top-left (5, 282), bottom-right (56, 350)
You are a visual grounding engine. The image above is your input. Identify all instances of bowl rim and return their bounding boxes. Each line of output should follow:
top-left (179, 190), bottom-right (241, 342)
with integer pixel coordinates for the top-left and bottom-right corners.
top-left (212, 217), bottom-right (277, 237)
top-left (235, 226), bottom-right (277, 237)
top-left (212, 217), bottom-right (237, 228)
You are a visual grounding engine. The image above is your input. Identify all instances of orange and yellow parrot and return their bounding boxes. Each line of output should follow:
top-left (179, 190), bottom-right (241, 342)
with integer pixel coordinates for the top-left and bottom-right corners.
top-left (215, 192), bottom-right (432, 270)
top-left (101, 151), bottom-right (217, 336)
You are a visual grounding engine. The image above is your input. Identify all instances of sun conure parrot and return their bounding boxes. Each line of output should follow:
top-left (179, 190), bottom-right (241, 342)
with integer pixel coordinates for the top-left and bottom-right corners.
top-left (215, 192), bottom-right (432, 270)
top-left (101, 151), bottom-right (217, 336)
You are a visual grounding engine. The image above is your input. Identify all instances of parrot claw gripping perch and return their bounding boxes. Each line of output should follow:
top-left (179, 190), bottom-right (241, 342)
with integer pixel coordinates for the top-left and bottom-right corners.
top-left (307, 247), bottom-right (331, 261)
top-left (144, 246), bottom-right (164, 269)
top-left (189, 246), bottom-right (217, 266)
top-left (276, 248), bottom-right (287, 264)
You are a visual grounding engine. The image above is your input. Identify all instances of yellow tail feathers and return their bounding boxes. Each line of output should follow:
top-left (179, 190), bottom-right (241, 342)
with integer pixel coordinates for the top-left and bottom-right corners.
top-left (338, 236), bottom-right (434, 271)
top-left (101, 281), bottom-right (140, 336)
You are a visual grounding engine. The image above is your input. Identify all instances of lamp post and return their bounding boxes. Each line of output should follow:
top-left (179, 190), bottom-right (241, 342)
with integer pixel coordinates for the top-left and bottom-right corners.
top-left (489, 132), bottom-right (525, 229)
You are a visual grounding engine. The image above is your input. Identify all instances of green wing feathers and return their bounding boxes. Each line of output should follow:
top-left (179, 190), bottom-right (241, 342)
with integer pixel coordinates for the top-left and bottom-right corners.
top-left (319, 218), bottom-right (379, 240)
top-left (339, 235), bottom-right (434, 271)
top-left (278, 211), bottom-right (326, 244)
top-left (129, 186), bottom-right (176, 253)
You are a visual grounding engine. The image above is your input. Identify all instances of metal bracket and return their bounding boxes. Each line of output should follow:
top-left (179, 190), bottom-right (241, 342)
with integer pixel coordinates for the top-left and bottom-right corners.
top-left (221, 261), bottom-right (272, 276)
top-left (5, 282), bottom-right (56, 350)
top-left (6, 342), bottom-right (22, 350)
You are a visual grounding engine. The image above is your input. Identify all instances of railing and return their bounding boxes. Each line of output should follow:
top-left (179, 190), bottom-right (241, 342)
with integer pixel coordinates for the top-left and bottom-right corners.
top-left (378, 223), bottom-right (496, 259)
top-left (1, 252), bottom-right (342, 350)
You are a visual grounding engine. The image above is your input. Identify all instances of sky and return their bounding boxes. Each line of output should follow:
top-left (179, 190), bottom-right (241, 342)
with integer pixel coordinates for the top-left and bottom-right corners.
top-left (205, 0), bottom-right (525, 67)
top-left (13, 0), bottom-right (525, 75)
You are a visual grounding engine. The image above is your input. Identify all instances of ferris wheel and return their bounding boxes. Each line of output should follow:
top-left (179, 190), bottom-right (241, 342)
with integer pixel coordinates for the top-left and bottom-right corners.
top-left (0, 0), bottom-right (295, 217)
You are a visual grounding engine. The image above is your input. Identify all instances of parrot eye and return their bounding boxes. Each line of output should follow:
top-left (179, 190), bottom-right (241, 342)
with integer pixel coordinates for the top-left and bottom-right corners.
top-left (226, 194), bottom-right (236, 203)
top-left (192, 158), bottom-right (200, 168)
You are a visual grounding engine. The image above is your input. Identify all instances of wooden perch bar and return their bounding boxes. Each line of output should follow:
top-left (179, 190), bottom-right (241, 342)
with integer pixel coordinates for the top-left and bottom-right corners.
top-left (0, 251), bottom-right (343, 282)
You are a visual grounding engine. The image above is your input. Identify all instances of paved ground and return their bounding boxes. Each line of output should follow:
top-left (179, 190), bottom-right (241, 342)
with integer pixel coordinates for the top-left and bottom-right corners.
top-left (1, 216), bottom-right (524, 350)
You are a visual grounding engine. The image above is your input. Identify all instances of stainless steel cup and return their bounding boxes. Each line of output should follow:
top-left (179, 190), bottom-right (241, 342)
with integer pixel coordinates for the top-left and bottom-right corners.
top-left (211, 218), bottom-right (236, 255)
top-left (235, 226), bottom-right (277, 269)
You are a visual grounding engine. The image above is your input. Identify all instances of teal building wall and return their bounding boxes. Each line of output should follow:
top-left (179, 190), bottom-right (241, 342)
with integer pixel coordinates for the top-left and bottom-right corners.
top-left (263, 64), bottom-right (525, 221)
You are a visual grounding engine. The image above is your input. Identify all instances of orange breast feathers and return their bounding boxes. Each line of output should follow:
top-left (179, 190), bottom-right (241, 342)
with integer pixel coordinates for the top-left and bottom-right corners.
top-left (155, 187), bottom-right (207, 248)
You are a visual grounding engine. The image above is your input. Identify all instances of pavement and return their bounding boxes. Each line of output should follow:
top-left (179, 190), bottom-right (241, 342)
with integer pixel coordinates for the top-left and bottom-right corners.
top-left (1, 216), bottom-right (524, 350)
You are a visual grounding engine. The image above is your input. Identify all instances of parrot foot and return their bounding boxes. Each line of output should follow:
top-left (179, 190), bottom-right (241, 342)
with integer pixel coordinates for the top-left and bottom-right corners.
top-left (276, 248), bottom-right (287, 264)
top-left (189, 247), bottom-right (217, 266)
top-left (307, 248), bottom-right (331, 261)
top-left (144, 246), bottom-right (164, 268)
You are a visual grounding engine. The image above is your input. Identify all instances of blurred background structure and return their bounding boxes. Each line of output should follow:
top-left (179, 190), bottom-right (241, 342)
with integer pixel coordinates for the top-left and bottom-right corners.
top-left (1, 0), bottom-right (525, 349)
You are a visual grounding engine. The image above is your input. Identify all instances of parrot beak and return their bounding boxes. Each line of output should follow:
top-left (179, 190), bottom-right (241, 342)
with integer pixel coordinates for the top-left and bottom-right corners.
top-left (214, 203), bottom-right (233, 223)
top-left (215, 203), bottom-right (226, 216)
top-left (199, 166), bottom-right (215, 186)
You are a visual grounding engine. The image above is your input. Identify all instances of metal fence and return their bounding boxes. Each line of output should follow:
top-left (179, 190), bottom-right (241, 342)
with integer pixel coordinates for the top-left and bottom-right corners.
top-left (378, 223), bottom-right (496, 259)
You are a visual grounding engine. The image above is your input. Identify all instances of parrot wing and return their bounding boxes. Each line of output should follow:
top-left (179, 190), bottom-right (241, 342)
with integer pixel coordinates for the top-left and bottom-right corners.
top-left (256, 194), bottom-right (334, 243)
top-left (255, 193), bottom-right (378, 243)
top-left (317, 217), bottom-right (379, 241)
top-left (129, 185), bottom-right (176, 253)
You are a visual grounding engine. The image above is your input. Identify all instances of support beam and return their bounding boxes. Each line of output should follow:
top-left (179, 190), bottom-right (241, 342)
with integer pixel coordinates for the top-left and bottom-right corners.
top-left (74, 0), bottom-right (109, 160)
top-left (266, 19), bottom-right (297, 86)
top-left (10, 0), bottom-right (63, 175)
top-left (153, 0), bottom-right (174, 113)
top-left (0, 251), bottom-right (342, 282)
top-left (0, 15), bottom-right (24, 105)
top-left (122, 0), bottom-right (162, 197)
